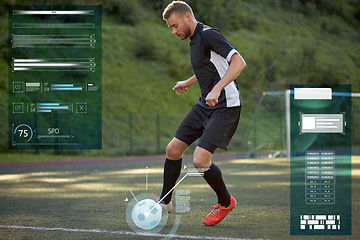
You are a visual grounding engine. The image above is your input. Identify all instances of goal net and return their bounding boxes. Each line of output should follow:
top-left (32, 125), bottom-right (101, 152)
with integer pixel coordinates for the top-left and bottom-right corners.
top-left (239, 91), bottom-right (360, 158)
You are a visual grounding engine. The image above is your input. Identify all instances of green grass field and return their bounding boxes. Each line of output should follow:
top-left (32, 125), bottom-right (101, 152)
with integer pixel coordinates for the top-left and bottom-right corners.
top-left (0, 156), bottom-right (359, 240)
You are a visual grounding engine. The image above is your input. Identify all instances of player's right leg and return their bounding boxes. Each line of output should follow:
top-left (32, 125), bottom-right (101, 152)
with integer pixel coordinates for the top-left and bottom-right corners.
top-left (166, 137), bottom-right (188, 160)
top-left (157, 137), bottom-right (188, 213)
top-left (158, 104), bottom-right (204, 212)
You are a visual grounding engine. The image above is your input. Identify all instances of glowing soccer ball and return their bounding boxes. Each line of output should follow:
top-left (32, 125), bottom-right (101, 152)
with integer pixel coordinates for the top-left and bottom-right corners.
top-left (131, 199), bottom-right (162, 230)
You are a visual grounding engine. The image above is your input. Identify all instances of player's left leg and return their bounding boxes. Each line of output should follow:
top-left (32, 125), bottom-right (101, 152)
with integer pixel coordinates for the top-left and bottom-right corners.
top-left (193, 147), bottom-right (236, 226)
top-left (194, 106), bottom-right (241, 225)
top-left (193, 147), bottom-right (230, 206)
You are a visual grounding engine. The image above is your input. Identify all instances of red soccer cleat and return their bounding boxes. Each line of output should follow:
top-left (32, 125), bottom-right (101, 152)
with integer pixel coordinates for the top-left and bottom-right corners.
top-left (203, 196), bottom-right (236, 226)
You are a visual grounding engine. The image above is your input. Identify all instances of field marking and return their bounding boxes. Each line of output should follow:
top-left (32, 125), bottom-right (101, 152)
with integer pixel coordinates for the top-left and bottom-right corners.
top-left (0, 225), bottom-right (268, 240)
top-left (162, 214), bottom-right (181, 240)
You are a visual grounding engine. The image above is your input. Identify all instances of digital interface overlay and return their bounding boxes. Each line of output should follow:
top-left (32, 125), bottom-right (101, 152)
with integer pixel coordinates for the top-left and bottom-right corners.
top-left (125, 165), bottom-right (199, 237)
top-left (290, 85), bottom-right (351, 235)
top-left (8, 6), bottom-right (102, 149)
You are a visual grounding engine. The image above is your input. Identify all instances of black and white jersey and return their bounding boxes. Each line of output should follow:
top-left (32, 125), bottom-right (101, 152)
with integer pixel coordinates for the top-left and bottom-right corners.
top-left (190, 22), bottom-right (241, 109)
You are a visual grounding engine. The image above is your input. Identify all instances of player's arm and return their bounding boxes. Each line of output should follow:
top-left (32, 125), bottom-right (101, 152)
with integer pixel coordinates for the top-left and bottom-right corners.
top-left (172, 74), bottom-right (198, 95)
top-left (205, 53), bottom-right (246, 106)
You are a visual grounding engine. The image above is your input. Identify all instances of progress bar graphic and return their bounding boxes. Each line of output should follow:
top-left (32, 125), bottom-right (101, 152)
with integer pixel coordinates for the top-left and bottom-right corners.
top-left (12, 34), bottom-right (96, 48)
top-left (12, 58), bottom-right (95, 71)
top-left (36, 103), bottom-right (72, 113)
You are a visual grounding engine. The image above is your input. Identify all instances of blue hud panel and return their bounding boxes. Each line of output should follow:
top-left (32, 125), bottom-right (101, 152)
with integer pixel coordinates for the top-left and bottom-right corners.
top-left (8, 5), bottom-right (102, 149)
top-left (290, 85), bottom-right (351, 235)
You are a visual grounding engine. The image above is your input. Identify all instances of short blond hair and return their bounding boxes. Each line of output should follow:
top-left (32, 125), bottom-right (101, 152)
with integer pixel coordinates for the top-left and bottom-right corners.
top-left (162, 1), bottom-right (194, 20)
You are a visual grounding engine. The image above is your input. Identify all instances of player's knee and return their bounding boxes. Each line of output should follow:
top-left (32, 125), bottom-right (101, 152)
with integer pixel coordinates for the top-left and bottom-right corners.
top-left (192, 158), bottom-right (201, 168)
top-left (166, 142), bottom-right (183, 160)
top-left (192, 157), bottom-right (210, 172)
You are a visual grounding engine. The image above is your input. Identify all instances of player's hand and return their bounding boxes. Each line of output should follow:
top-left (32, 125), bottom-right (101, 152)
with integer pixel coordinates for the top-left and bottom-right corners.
top-left (172, 81), bottom-right (189, 95)
top-left (205, 89), bottom-right (220, 106)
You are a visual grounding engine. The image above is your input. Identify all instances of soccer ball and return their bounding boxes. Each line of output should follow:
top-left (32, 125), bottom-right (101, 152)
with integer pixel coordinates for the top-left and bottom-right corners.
top-left (131, 199), bottom-right (162, 230)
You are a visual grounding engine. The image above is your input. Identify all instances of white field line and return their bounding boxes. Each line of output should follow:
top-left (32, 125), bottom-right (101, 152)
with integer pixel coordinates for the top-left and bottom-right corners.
top-left (0, 225), bottom-right (269, 240)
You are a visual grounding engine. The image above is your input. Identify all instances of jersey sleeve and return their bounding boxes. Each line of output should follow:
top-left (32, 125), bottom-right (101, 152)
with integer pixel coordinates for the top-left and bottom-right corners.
top-left (202, 29), bottom-right (239, 62)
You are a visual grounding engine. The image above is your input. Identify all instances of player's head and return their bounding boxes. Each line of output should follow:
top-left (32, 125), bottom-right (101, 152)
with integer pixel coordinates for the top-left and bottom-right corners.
top-left (162, 1), bottom-right (196, 40)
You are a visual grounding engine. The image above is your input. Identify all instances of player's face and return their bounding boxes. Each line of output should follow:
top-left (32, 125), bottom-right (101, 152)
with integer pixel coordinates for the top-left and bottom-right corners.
top-left (166, 13), bottom-right (191, 40)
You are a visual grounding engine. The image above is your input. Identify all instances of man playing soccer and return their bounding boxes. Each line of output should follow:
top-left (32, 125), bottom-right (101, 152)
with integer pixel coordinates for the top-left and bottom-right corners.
top-left (158, 1), bottom-right (246, 226)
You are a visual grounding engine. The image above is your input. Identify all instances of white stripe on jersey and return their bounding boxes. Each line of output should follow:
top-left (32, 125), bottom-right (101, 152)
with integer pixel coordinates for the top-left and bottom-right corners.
top-left (226, 49), bottom-right (239, 62)
top-left (210, 50), bottom-right (241, 107)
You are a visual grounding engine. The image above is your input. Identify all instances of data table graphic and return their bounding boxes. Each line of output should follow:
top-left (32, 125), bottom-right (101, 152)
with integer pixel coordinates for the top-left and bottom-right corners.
top-left (8, 6), bottom-right (102, 149)
top-left (305, 150), bottom-right (335, 204)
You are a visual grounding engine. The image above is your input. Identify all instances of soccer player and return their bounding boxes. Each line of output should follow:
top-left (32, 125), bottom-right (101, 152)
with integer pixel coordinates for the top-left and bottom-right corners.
top-left (158, 1), bottom-right (246, 226)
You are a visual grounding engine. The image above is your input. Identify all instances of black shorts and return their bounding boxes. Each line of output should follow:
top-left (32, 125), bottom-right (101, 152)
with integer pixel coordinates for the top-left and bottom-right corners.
top-left (175, 104), bottom-right (241, 154)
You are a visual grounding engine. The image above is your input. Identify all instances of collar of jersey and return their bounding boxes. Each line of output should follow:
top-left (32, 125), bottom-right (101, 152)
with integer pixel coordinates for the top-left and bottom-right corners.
top-left (190, 22), bottom-right (203, 42)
